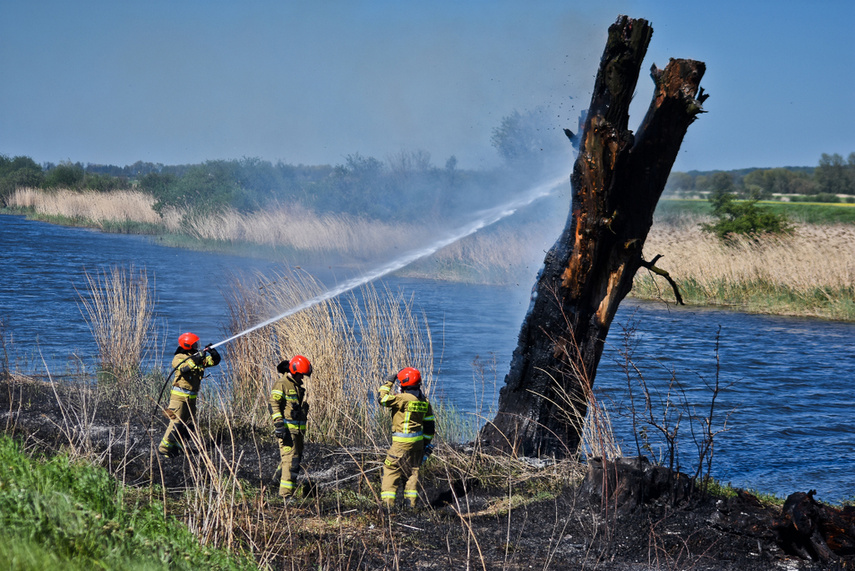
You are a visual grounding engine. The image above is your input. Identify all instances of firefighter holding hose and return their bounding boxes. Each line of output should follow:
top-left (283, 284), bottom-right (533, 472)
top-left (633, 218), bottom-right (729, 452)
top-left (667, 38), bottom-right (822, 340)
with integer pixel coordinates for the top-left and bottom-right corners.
top-left (158, 332), bottom-right (221, 458)
top-left (269, 355), bottom-right (312, 500)
top-left (378, 367), bottom-right (435, 512)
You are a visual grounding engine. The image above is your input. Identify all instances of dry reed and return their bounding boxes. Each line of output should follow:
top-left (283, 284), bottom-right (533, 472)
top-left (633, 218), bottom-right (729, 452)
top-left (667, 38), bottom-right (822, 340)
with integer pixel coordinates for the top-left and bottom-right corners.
top-left (8, 187), bottom-right (170, 227)
top-left (77, 265), bottom-right (159, 384)
top-left (182, 205), bottom-right (435, 261)
top-left (221, 268), bottom-right (434, 445)
top-left (637, 221), bottom-right (855, 318)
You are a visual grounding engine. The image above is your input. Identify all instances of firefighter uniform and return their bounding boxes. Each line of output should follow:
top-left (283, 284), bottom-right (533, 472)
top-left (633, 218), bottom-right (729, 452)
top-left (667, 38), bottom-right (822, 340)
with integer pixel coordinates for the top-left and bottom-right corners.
top-left (378, 377), bottom-right (435, 509)
top-left (159, 347), bottom-right (220, 457)
top-left (269, 369), bottom-right (309, 498)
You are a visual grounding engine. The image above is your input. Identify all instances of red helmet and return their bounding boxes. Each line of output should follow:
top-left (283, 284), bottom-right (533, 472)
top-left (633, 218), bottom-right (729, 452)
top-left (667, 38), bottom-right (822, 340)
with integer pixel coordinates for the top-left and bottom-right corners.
top-left (289, 355), bottom-right (313, 376)
top-left (178, 332), bottom-right (200, 350)
top-left (397, 367), bottom-right (421, 388)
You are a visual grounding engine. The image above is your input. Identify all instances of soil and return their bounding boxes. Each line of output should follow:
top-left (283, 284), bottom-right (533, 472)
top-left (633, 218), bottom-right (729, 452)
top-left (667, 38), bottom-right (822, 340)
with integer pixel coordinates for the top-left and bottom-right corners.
top-left (2, 376), bottom-right (852, 571)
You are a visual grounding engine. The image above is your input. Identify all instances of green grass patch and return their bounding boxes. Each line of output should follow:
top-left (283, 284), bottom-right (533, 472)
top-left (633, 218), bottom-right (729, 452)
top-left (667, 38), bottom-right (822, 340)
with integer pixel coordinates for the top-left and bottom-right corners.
top-left (656, 198), bottom-right (855, 225)
top-left (0, 435), bottom-right (257, 570)
top-left (632, 277), bottom-right (855, 321)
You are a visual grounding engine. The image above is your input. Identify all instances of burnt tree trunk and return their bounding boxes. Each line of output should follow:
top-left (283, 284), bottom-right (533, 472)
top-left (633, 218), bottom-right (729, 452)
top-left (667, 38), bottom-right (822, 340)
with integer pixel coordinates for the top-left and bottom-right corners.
top-left (480, 16), bottom-right (707, 457)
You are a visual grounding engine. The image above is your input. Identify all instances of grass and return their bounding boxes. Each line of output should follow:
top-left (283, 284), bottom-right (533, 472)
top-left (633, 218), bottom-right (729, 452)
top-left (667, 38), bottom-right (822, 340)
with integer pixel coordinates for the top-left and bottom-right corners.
top-left (635, 221), bottom-right (855, 320)
top-left (0, 434), bottom-right (256, 570)
top-left (219, 267), bottom-right (436, 443)
top-left (656, 197), bottom-right (855, 225)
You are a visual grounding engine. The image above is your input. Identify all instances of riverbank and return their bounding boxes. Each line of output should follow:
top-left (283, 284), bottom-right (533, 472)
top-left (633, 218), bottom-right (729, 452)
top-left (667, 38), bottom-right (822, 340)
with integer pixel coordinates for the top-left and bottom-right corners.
top-left (3, 374), bottom-right (850, 570)
top-left (3, 189), bottom-right (855, 321)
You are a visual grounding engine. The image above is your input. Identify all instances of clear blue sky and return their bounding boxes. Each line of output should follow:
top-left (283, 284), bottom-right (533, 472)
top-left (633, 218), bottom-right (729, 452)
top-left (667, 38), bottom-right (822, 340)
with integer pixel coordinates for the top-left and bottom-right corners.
top-left (1, 0), bottom-right (852, 173)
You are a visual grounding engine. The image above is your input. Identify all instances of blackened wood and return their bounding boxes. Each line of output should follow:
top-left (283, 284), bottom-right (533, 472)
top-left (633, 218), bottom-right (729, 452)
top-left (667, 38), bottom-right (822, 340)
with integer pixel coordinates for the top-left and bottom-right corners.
top-left (480, 15), bottom-right (707, 457)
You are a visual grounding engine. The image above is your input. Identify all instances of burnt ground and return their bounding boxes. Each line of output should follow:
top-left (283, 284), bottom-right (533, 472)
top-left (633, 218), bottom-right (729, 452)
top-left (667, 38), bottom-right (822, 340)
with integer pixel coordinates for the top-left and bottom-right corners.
top-left (2, 376), bottom-right (853, 571)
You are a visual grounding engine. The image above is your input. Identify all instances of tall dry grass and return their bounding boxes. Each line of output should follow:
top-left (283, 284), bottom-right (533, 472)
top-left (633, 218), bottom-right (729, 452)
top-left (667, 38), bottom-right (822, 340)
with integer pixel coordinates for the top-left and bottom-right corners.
top-left (8, 187), bottom-right (178, 228)
top-left (637, 220), bottom-right (855, 319)
top-left (182, 205), bottom-right (435, 261)
top-left (221, 268), bottom-right (434, 445)
top-left (77, 265), bottom-right (160, 385)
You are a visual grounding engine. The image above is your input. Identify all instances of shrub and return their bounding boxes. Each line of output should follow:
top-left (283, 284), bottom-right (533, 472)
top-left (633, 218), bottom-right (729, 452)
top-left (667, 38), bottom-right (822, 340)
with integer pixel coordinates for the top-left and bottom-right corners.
top-left (701, 192), bottom-right (792, 241)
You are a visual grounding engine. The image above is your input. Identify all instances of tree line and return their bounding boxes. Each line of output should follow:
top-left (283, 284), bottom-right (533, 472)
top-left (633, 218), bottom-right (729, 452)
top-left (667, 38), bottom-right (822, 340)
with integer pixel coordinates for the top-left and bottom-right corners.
top-left (665, 152), bottom-right (855, 202)
top-left (0, 108), bottom-right (575, 222)
top-left (3, 119), bottom-right (852, 221)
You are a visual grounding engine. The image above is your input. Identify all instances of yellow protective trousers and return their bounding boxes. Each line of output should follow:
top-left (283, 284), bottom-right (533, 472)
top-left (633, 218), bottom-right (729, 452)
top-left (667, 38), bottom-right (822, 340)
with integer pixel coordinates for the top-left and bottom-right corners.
top-left (159, 393), bottom-right (196, 455)
top-left (381, 439), bottom-right (425, 508)
top-left (277, 430), bottom-right (304, 497)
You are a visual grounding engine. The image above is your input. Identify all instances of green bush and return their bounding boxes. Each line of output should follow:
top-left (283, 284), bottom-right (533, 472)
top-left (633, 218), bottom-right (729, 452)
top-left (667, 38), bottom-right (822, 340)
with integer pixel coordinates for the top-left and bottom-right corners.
top-left (0, 155), bottom-right (45, 205)
top-left (701, 192), bottom-right (793, 241)
top-left (45, 162), bottom-right (85, 189)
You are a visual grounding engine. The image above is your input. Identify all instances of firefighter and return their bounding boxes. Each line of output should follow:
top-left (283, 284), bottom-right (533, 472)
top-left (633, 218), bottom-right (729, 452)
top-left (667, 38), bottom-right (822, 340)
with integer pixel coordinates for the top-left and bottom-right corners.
top-left (378, 367), bottom-right (435, 511)
top-left (269, 354), bottom-right (312, 500)
top-left (158, 332), bottom-right (221, 458)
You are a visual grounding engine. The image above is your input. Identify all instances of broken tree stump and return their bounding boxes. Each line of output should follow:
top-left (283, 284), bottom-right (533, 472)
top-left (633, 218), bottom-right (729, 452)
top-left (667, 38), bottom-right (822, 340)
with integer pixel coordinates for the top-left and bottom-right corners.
top-left (480, 15), bottom-right (707, 457)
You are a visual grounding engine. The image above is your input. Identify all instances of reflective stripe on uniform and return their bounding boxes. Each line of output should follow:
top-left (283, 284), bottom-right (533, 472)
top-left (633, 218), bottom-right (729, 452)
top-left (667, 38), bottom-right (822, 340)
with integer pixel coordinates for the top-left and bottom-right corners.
top-left (284, 419), bottom-right (306, 430)
top-left (392, 431), bottom-right (423, 443)
top-left (171, 386), bottom-right (198, 398)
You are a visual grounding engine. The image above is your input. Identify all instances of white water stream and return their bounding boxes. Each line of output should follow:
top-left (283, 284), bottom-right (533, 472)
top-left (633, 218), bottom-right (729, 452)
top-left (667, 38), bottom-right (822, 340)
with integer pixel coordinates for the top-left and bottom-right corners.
top-left (209, 171), bottom-right (570, 349)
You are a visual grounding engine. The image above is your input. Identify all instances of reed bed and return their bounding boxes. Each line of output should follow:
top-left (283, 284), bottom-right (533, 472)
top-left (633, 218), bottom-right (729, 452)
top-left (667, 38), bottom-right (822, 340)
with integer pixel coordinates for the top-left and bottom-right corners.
top-left (637, 221), bottom-right (855, 319)
top-left (182, 205), bottom-right (433, 261)
top-left (77, 265), bottom-right (156, 374)
top-left (9, 188), bottom-right (855, 320)
top-left (221, 268), bottom-right (434, 445)
top-left (8, 187), bottom-right (173, 227)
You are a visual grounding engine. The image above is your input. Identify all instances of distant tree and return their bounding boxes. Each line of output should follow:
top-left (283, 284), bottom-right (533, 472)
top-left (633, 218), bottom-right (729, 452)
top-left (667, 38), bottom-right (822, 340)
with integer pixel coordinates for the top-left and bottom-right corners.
top-left (491, 106), bottom-right (567, 173)
top-left (317, 153), bottom-right (387, 216)
top-left (708, 171), bottom-right (735, 195)
top-left (44, 161), bottom-right (85, 189)
top-left (0, 155), bottom-right (44, 204)
top-left (665, 171), bottom-right (695, 193)
top-left (815, 153), bottom-right (854, 195)
top-left (83, 172), bottom-right (129, 192)
top-left (742, 168), bottom-right (815, 198)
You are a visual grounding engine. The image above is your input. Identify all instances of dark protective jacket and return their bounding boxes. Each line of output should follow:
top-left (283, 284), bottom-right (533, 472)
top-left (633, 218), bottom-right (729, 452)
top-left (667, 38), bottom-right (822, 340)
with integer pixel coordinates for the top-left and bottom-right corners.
top-left (269, 372), bottom-right (308, 432)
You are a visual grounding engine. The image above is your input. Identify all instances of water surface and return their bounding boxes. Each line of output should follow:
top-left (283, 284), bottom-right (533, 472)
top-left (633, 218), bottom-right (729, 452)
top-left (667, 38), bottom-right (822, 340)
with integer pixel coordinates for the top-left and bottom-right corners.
top-left (1, 214), bottom-right (852, 503)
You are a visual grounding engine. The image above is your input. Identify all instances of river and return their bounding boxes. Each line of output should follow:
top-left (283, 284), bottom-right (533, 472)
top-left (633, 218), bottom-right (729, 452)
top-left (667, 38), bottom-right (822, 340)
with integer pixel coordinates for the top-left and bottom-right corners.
top-left (1, 213), bottom-right (853, 503)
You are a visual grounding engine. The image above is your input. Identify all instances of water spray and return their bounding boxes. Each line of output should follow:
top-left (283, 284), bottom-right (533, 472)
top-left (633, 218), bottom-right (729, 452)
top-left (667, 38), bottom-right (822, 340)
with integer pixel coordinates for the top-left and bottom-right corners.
top-left (207, 171), bottom-right (570, 350)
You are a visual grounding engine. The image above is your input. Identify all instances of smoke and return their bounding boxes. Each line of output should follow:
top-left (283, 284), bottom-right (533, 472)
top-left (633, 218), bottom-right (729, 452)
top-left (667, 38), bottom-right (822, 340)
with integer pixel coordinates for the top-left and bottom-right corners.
top-left (211, 168), bottom-right (572, 349)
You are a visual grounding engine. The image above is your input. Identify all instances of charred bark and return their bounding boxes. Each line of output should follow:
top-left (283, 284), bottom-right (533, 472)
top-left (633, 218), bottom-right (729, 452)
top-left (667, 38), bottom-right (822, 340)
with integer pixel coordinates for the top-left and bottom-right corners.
top-left (480, 16), bottom-right (707, 457)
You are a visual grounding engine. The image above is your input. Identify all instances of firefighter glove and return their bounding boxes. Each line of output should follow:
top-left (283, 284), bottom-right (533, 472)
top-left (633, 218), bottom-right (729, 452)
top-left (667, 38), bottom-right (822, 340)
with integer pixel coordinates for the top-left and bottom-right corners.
top-left (274, 422), bottom-right (287, 438)
top-left (191, 352), bottom-right (206, 366)
top-left (385, 371), bottom-right (397, 384)
top-left (206, 346), bottom-right (221, 365)
top-left (301, 402), bottom-right (309, 416)
top-left (424, 444), bottom-right (435, 457)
